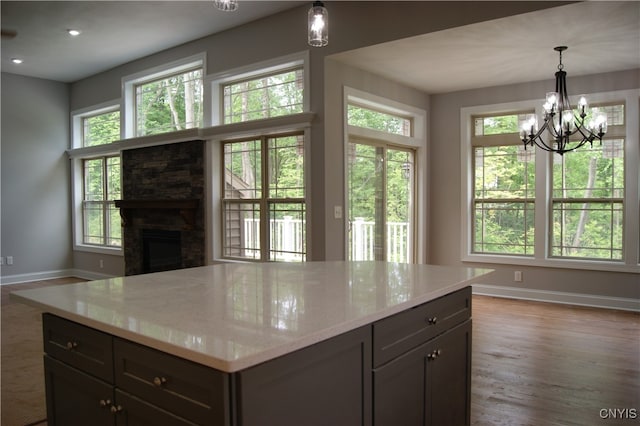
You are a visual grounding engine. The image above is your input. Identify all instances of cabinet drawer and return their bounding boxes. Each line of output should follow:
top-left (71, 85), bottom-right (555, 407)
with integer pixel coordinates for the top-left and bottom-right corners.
top-left (43, 313), bottom-right (114, 382)
top-left (114, 338), bottom-right (230, 426)
top-left (373, 287), bottom-right (471, 367)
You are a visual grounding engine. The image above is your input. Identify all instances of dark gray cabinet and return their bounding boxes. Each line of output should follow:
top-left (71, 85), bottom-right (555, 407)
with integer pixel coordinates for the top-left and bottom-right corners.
top-left (373, 320), bottom-right (471, 426)
top-left (373, 287), bottom-right (472, 426)
top-left (43, 314), bottom-right (223, 426)
top-left (43, 286), bottom-right (471, 426)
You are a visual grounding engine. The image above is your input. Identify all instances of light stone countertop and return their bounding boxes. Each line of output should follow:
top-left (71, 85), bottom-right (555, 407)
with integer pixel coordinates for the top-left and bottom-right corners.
top-left (12, 261), bottom-right (492, 372)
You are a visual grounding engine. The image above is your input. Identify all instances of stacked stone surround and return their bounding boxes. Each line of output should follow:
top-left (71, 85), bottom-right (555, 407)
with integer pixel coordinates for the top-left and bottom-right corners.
top-left (121, 140), bottom-right (205, 275)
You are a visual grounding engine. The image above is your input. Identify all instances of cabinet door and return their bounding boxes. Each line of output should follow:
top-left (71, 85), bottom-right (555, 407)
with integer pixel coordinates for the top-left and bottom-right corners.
top-left (425, 320), bottom-right (471, 426)
top-left (373, 320), bottom-right (471, 426)
top-left (113, 390), bottom-right (198, 426)
top-left (373, 338), bottom-right (427, 426)
top-left (44, 355), bottom-right (114, 426)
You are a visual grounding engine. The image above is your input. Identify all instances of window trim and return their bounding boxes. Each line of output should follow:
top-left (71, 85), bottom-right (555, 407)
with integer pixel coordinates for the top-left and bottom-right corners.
top-left (460, 89), bottom-right (640, 273)
top-left (207, 51), bottom-right (310, 127)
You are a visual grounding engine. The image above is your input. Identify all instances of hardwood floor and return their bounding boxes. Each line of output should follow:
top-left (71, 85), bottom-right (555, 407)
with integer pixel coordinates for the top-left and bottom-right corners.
top-left (472, 295), bottom-right (639, 426)
top-left (2, 279), bottom-right (638, 425)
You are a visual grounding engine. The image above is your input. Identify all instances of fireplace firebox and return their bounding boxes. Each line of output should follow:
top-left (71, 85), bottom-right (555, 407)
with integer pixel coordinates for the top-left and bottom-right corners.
top-left (142, 229), bottom-right (182, 273)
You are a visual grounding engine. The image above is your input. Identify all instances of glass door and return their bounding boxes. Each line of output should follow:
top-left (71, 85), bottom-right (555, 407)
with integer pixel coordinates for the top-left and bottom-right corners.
top-left (348, 140), bottom-right (414, 262)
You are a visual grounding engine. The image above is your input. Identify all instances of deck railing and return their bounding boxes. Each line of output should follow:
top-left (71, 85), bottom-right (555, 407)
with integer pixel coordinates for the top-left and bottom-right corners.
top-left (243, 217), bottom-right (410, 262)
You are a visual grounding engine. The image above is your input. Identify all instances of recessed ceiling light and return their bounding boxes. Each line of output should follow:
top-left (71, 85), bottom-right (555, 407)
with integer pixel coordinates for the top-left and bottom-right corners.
top-left (67, 29), bottom-right (81, 36)
top-left (11, 58), bottom-right (23, 64)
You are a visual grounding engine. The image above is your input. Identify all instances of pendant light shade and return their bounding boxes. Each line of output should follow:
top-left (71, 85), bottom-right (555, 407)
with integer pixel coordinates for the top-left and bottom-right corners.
top-left (308, 1), bottom-right (328, 47)
top-left (214, 0), bottom-right (238, 12)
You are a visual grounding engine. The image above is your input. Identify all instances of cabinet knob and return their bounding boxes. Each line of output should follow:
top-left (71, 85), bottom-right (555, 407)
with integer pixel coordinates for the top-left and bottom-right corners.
top-left (110, 405), bottom-right (123, 414)
top-left (427, 349), bottom-right (442, 361)
top-left (99, 399), bottom-right (111, 408)
top-left (153, 376), bottom-right (167, 387)
top-left (66, 341), bottom-right (78, 350)
top-left (426, 316), bottom-right (438, 325)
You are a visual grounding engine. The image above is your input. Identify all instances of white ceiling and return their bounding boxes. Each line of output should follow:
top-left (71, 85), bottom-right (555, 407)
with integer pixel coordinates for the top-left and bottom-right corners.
top-left (1, 1), bottom-right (639, 92)
top-left (331, 1), bottom-right (640, 94)
top-left (1, 1), bottom-right (305, 82)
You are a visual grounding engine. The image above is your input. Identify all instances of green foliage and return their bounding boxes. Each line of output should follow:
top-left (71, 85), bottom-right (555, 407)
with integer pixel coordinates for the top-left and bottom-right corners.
top-left (348, 105), bottom-right (409, 136)
top-left (84, 111), bottom-right (120, 146)
top-left (224, 69), bottom-right (303, 124)
top-left (136, 70), bottom-right (203, 136)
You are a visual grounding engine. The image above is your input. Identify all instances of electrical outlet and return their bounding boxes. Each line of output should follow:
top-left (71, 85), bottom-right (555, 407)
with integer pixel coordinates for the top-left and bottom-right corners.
top-left (99, 259), bottom-right (104, 269)
top-left (514, 270), bottom-right (522, 282)
top-left (0, 257), bottom-right (4, 266)
top-left (6, 256), bottom-right (14, 266)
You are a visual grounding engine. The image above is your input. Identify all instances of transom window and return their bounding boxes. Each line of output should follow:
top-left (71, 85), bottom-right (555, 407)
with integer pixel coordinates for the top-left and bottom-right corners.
top-left (348, 104), bottom-right (412, 136)
top-left (83, 156), bottom-right (121, 247)
top-left (551, 104), bottom-right (625, 260)
top-left (223, 67), bottom-right (304, 124)
top-left (82, 110), bottom-right (120, 147)
top-left (135, 67), bottom-right (203, 136)
top-left (222, 132), bottom-right (306, 261)
top-left (472, 113), bottom-right (536, 255)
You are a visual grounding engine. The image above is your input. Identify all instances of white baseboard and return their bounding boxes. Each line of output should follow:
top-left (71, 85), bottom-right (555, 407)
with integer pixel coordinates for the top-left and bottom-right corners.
top-left (473, 284), bottom-right (640, 312)
top-left (0, 269), bottom-right (115, 285)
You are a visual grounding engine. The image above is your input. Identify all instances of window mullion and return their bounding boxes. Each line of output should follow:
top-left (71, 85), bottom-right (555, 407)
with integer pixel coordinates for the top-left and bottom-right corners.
top-left (261, 136), bottom-right (269, 261)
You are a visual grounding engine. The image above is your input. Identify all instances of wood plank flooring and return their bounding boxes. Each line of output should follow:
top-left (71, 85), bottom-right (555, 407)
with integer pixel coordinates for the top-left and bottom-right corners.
top-left (472, 295), bottom-right (639, 426)
top-left (2, 279), bottom-right (638, 425)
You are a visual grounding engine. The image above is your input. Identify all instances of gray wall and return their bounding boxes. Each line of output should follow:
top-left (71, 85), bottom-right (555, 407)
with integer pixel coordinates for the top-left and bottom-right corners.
top-left (1, 73), bottom-right (72, 281)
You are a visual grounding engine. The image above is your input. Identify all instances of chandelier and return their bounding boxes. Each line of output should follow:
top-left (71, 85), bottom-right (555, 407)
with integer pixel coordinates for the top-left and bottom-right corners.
top-left (214, 0), bottom-right (238, 12)
top-left (520, 46), bottom-right (608, 155)
top-left (308, 1), bottom-right (328, 47)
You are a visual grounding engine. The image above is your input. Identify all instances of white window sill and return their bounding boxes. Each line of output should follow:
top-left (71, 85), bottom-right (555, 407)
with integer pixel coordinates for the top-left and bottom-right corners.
top-left (462, 254), bottom-right (639, 274)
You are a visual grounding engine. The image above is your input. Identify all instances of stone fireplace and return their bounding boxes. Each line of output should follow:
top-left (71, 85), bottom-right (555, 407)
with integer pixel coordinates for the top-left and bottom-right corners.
top-left (117, 140), bottom-right (206, 275)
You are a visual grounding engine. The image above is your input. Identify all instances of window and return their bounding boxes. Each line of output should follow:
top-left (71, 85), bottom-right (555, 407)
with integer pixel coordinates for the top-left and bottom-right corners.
top-left (347, 104), bottom-right (412, 136)
top-left (222, 67), bottom-right (304, 124)
top-left (123, 54), bottom-right (205, 138)
top-left (551, 104), bottom-right (625, 260)
top-left (222, 132), bottom-right (306, 261)
top-left (472, 113), bottom-right (536, 255)
top-left (82, 156), bottom-right (121, 247)
top-left (82, 110), bottom-right (120, 147)
top-left (135, 67), bottom-right (203, 136)
top-left (462, 90), bottom-right (639, 271)
top-left (70, 105), bottom-right (122, 251)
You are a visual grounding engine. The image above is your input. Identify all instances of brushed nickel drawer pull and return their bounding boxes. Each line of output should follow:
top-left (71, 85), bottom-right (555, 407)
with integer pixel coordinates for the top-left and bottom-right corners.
top-left (426, 316), bottom-right (438, 325)
top-left (110, 405), bottom-right (123, 414)
top-left (66, 341), bottom-right (78, 350)
top-left (153, 376), bottom-right (167, 387)
top-left (99, 399), bottom-right (111, 408)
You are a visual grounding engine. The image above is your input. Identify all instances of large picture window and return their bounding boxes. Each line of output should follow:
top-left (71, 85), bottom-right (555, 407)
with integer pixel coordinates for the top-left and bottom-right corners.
top-left (462, 91), bottom-right (638, 271)
top-left (222, 132), bottom-right (306, 261)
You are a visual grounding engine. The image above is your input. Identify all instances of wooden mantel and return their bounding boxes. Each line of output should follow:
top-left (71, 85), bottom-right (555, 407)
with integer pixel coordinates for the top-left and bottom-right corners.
top-left (114, 199), bottom-right (199, 228)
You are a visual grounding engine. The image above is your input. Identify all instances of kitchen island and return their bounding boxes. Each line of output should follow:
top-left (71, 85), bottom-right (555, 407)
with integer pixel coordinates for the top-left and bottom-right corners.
top-left (12, 261), bottom-right (492, 426)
